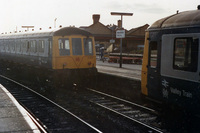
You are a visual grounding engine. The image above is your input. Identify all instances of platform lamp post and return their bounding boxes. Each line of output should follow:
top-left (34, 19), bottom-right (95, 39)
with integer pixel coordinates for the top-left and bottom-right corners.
top-left (54, 18), bottom-right (57, 28)
top-left (111, 12), bottom-right (133, 68)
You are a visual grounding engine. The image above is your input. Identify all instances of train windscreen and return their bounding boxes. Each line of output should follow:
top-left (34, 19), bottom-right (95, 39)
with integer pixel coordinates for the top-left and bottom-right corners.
top-left (84, 38), bottom-right (93, 55)
top-left (58, 39), bottom-right (70, 56)
top-left (72, 38), bottom-right (82, 55)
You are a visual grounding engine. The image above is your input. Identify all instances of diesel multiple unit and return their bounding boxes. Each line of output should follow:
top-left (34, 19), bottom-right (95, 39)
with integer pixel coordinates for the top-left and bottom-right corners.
top-left (0, 27), bottom-right (97, 86)
top-left (141, 7), bottom-right (200, 112)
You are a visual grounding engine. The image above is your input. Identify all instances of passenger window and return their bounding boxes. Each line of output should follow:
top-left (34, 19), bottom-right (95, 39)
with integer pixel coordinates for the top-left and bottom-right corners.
top-left (6, 41), bottom-right (9, 52)
top-left (30, 40), bottom-right (37, 53)
top-left (3, 43), bottom-right (5, 51)
top-left (16, 41), bottom-right (21, 52)
top-left (22, 41), bottom-right (27, 52)
top-left (0, 41), bottom-right (4, 52)
top-left (26, 41), bottom-right (30, 52)
top-left (84, 38), bottom-right (93, 55)
top-left (38, 40), bottom-right (45, 53)
top-left (7, 41), bottom-right (10, 52)
top-left (149, 41), bottom-right (157, 68)
top-left (173, 38), bottom-right (199, 72)
top-left (49, 40), bottom-right (52, 55)
top-left (0, 42), bottom-right (4, 52)
top-left (11, 41), bottom-right (15, 52)
top-left (58, 39), bottom-right (70, 56)
top-left (72, 38), bottom-right (82, 55)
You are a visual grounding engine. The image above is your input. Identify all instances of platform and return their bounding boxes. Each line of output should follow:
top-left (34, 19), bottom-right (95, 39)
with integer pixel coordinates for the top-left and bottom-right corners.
top-left (0, 84), bottom-right (41, 133)
top-left (96, 59), bottom-right (142, 81)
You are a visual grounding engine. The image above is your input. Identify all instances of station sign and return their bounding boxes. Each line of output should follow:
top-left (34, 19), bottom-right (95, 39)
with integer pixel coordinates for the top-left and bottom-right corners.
top-left (116, 30), bottom-right (125, 38)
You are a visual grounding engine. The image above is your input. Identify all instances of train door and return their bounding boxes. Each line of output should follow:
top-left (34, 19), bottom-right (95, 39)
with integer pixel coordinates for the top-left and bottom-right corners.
top-left (147, 40), bottom-right (162, 99)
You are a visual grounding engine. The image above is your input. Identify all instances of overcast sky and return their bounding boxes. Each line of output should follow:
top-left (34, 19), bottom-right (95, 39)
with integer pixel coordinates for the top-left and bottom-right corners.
top-left (0, 0), bottom-right (199, 33)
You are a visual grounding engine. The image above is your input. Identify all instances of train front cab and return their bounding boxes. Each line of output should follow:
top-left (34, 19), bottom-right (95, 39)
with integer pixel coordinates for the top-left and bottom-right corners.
top-left (142, 30), bottom-right (200, 111)
top-left (141, 8), bottom-right (200, 112)
top-left (52, 35), bottom-right (96, 69)
top-left (51, 29), bottom-right (97, 85)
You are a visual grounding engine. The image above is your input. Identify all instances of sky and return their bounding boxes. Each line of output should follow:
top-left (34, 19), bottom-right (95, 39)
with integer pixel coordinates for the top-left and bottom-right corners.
top-left (0, 0), bottom-right (199, 33)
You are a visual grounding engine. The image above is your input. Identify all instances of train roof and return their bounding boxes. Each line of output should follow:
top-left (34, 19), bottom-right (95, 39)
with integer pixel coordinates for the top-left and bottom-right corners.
top-left (149, 8), bottom-right (200, 30)
top-left (0, 27), bottom-right (92, 39)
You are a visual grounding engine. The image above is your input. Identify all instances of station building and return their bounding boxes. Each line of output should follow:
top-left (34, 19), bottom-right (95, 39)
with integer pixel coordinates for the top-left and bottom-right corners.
top-left (80, 14), bottom-right (149, 54)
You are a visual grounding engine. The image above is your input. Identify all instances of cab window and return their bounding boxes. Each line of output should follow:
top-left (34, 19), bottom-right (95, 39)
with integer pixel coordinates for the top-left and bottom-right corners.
top-left (173, 38), bottom-right (199, 72)
top-left (84, 38), bottom-right (93, 55)
top-left (72, 38), bottom-right (82, 55)
top-left (58, 39), bottom-right (70, 56)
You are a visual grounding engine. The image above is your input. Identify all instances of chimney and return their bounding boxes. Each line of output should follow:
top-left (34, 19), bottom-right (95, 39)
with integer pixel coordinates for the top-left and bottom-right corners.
top-left (93, 14), bottom-right (100, 24)
top-left (118, 20), bottom-right (122, 28)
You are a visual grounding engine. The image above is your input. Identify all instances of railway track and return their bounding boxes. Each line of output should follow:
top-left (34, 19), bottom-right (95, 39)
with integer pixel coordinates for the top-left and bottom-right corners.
top-left (1, 73), bottom-right (198, 133)
top-left (0, 75), bottom-right (102, 133)
top-left (86, 88), bottom-right (167, 133)
top-left (3, 74), bottom-right (196, 133)
top-left (0, 75), bottom-right (153, 133)
top-left (1, 74), bottom-right (157, 132)
top-left (0, 74), bottom-right (166, 133)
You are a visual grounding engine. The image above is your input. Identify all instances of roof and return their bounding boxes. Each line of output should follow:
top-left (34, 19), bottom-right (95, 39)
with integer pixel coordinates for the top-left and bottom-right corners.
top-left (127, 24), bottom-right (149, 36)
top-left (54, 27), bottom-right (92, 36)
top-left (149, 9), bottom-right (200, 30)
top-left (0, 27), bottom-right (92, 39)
top-left (80, 22), bottom-right (112, 36)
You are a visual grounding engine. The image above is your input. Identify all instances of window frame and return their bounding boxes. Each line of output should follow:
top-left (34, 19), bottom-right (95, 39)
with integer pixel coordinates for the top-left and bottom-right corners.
top-left (173, 37), bottom-right (199, 72)
top-left (72, 38), bottom-right (82, 55)
top-left (30, 40), bottom-right (37, 53)
top-left (58, 38), bottom-right (70, 56)
top-left (38, 40), bottom-right (45, 53)
top-left (84, 38), bottom-right (93, 55)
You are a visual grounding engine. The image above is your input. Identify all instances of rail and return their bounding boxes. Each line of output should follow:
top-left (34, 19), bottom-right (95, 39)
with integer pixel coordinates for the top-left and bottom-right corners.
top-left (0, 75), bottom-right (102, 133)
top-left (87, 88), bottom-right (165, 133)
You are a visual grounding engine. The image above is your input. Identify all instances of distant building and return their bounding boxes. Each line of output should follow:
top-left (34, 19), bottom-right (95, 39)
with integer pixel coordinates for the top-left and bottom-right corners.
top-left (80, 14), bottom-right (149, 53)
top-left (80, 14), bottom-right (113, 51)
top-left (125, 24), bottom-right (149, 53)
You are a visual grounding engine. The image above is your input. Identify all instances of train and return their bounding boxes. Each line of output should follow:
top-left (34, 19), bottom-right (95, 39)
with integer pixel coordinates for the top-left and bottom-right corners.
top-left (0, 27), bottom-right (97, 87)
top-left (141, 6), bottom-right (200, 112)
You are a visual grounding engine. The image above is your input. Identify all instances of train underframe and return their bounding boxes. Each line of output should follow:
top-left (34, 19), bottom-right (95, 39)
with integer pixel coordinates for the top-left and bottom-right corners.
top-left (0, 60), bottom-right (97, 90)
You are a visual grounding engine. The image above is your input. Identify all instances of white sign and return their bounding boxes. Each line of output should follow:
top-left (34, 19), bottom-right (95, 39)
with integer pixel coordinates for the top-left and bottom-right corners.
top-left (116, 30), bottom-right (125, 38)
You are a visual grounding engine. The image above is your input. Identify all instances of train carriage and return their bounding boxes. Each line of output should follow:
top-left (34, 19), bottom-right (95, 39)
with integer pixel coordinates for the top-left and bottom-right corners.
top-left (141, 6), bottom-right (200, 112)
top-left (0, 27), bottom-right (97, 87)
